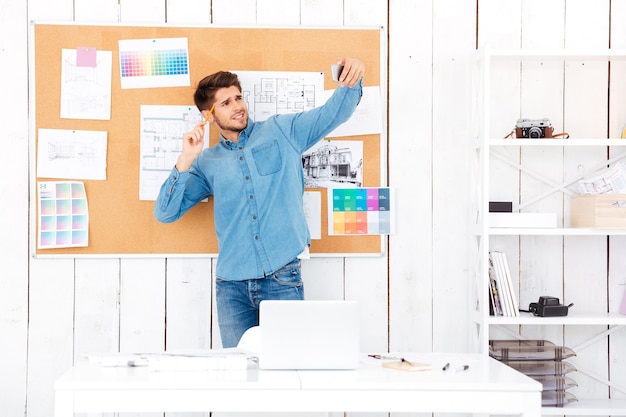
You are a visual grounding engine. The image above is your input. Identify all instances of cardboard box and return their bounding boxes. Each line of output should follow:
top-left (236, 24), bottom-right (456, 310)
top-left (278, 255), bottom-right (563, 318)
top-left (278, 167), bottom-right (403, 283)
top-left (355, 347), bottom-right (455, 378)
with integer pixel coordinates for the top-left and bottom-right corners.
top-left (571, 194), bottom-right (626, 228)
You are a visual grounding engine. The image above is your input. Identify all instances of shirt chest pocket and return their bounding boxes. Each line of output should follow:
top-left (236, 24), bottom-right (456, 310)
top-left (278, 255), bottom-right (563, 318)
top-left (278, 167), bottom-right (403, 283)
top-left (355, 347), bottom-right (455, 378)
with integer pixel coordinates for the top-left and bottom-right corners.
top-left (251, 140), bottom-right (282, 176)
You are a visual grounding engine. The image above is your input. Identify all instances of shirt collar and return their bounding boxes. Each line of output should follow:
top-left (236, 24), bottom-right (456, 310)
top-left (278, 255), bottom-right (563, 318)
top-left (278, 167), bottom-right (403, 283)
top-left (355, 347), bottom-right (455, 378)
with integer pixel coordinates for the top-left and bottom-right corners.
top-left (219, 118), bottom-right (253, 149)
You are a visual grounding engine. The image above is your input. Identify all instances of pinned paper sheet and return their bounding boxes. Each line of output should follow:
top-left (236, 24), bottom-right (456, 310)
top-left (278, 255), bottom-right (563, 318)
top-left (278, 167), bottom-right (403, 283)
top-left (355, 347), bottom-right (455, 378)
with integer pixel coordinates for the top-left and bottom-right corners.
top-left (328, 187), bottom-right (395, 235)
top-left (76, 46), bottom-right (97, 67)
top-left (60, 48), bottom-right (112, 120)
top-left (118, 37), bottom-right (190, 89)
top-left (321, 86), bottom-right (383, 137)
top-left (37, 128), bottom-right (108, 180)
top-left (37, 181), bottom-right (89, 249)
top-left (139, 105), bottom-right (206, 200)
top-left (235, 70), bottom-right (324, 121)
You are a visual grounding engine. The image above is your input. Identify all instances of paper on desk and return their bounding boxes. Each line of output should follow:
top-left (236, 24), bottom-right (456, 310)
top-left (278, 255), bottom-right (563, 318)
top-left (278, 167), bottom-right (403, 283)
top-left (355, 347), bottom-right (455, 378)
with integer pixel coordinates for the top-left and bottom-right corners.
top-left (147, 352), bottom-right (248, 371)
top-left (84, 349), bottom-right (250, 371)
top-left (85, 352), bottom-right (148, 367)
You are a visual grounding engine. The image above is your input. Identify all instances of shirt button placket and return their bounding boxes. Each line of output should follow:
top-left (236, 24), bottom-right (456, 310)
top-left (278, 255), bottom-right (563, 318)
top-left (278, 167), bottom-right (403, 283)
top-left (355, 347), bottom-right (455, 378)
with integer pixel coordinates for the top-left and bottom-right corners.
top-left (239, 149), bottom-right (261, 242)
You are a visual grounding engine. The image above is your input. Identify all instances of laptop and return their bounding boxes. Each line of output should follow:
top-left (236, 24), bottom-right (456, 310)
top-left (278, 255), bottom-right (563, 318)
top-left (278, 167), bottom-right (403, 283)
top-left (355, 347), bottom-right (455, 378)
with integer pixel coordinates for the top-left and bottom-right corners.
top-left (258, 300), bottom-right (360, 370)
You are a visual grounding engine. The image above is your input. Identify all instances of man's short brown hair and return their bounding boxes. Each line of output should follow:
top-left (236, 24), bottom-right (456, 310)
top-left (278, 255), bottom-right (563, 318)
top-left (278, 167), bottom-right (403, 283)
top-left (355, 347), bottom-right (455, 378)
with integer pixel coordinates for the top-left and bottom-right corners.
top-left (194, 71), bottom-right (242, 112)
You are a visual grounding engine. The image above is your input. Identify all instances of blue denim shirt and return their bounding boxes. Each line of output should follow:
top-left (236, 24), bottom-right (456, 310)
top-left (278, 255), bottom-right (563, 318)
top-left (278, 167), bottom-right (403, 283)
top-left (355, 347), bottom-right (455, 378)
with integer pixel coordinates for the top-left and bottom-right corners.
top-left (154, 80), bottom-right (362, 280)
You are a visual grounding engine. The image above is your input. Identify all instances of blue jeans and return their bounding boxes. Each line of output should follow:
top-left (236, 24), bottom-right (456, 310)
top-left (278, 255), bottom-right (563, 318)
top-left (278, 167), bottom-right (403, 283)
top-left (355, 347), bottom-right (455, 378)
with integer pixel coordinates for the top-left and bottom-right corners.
top-left (215, 258), bottom-right (304, 348)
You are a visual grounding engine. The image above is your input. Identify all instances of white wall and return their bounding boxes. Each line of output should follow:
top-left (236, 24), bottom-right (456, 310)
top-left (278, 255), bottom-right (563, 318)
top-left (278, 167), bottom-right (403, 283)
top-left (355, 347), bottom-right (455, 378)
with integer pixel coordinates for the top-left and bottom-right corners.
top-left (1, 0), bottom-right (623, 416)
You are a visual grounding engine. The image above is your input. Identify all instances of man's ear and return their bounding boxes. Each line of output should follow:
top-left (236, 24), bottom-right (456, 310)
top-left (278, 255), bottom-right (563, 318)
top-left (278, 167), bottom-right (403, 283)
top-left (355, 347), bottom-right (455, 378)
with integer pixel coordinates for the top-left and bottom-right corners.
top-left (202, 109), bottom-right (214, 124)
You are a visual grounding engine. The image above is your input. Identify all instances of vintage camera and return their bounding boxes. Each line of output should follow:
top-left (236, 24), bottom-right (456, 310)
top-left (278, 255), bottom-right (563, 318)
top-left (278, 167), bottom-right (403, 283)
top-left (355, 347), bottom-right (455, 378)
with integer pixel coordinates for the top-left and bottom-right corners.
top-left (528, 296), bottom-right (570, 317)
top-left (515, 118), bottom-right (554, 138)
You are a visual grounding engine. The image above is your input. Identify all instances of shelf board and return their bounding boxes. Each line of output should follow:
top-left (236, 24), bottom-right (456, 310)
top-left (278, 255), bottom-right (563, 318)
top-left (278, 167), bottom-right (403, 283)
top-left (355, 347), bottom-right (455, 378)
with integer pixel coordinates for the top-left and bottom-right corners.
top-left (489, 227), bottom-right (626, 236)
top-left (489, 138), bottom-right (626, 146)
top-left (541, 399), bottom-right (626, 416)
top-left (488, 312), bottom-right (626, 326)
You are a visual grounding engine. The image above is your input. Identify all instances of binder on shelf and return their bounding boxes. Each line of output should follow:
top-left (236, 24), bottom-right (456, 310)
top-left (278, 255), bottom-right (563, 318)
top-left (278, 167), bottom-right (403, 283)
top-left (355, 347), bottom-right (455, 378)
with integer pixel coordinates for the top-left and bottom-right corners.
top-left (497, 252), bottom-right (520, 315)
top-left (495, 252), bottom-right (513, 315)
top-left (488, 251), bottom-right (519, 317)
top-left (488, 254), bottom-right (503, 316)
top-left (493, 252), bottom-right (512, 316)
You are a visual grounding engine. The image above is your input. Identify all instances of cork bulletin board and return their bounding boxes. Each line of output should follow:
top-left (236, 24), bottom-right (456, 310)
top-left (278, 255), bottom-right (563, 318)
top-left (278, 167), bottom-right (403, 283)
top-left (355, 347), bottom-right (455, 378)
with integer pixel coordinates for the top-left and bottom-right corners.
top-left (31, 22), bottom-right (386, 256)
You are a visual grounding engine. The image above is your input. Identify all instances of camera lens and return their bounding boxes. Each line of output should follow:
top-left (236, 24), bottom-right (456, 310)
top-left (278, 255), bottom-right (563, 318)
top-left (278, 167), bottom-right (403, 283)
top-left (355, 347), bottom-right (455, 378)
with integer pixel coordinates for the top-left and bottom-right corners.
top-left (529, 126), bottom-right (542, 138)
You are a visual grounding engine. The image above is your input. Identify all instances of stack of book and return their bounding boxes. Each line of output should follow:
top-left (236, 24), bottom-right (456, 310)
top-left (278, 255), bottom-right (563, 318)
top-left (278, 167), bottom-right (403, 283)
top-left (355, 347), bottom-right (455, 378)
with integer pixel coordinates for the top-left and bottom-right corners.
top-left (489, 340), bottom-right (578, 407)
top-left (488, 251), bottom-right (519, 317)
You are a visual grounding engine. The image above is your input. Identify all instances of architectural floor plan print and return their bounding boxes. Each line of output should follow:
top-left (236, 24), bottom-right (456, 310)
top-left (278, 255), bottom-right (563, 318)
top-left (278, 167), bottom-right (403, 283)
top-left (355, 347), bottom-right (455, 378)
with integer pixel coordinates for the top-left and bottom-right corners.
top-left (234, 71), bottom-right (324, 121)
top-left (139, 105), bottom-right (204, 200)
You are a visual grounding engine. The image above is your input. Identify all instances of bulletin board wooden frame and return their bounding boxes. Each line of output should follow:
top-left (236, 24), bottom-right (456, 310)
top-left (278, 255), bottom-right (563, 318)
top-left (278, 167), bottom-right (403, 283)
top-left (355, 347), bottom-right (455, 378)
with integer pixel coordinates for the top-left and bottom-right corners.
top-left (30, 22), bottom-right (387, 257)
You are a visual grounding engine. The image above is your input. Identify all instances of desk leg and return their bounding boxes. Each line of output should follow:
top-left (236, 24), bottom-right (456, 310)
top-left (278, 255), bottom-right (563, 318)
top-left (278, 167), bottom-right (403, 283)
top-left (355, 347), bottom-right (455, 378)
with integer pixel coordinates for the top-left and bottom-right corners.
top-left (54, 390), bottom-right (73, 417)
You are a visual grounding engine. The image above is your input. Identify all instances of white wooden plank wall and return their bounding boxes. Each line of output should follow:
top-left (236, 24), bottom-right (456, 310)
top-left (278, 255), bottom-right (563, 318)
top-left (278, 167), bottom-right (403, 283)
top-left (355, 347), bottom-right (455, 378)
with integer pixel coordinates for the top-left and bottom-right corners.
top-left (387, 0), bottom-right (434, 354)
top-left (0, 1), bottom-right (29, 417)
top-left (431, 0), bottom-right (475, 353)
top-left (3, 0), bottom-right (625, 416)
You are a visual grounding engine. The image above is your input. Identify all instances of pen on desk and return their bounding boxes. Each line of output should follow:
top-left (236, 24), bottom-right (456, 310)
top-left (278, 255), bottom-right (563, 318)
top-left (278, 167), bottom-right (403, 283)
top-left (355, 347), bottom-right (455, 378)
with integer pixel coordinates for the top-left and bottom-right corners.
top-left (456, 365), bottom-right (469, 372)
top-left (442, 362), bottom-right (450, 371)
top-left (368, 354), bottom-right (399, 360)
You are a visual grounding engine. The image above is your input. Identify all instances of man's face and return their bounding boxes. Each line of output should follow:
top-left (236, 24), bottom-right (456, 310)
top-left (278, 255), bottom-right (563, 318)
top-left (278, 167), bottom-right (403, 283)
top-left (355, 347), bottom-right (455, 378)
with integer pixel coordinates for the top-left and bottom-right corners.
top-left (210, 86), bottom-right (248, 136)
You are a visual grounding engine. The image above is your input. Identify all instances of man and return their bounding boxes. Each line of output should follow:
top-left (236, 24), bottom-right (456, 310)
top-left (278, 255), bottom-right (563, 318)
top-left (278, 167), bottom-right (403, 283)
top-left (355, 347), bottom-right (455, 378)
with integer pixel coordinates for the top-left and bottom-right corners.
top-left (154, 57), bottom-right (365, 347)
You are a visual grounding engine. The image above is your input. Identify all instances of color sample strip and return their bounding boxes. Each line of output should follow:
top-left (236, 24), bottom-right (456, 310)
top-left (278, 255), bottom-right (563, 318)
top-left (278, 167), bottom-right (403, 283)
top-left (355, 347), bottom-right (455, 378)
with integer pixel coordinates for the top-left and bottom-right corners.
top-left (120, 49), bottom-right (188, 77)
top-left (38, 181), bottom-right (89, 249)
top-left (329, 187), bottom-right (394, 235)
top-left (118, 37), bottom-right (190, 89)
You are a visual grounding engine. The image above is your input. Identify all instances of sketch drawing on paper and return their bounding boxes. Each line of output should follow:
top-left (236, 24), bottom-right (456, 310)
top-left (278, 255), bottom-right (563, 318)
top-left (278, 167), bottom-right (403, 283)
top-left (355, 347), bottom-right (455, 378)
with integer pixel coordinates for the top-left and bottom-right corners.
top-left (60, 49), bottom-right (112, 120)
top-left (303, 140), bottom-right (363, 188)
top-left (37, 128), bottom-right (108, 180)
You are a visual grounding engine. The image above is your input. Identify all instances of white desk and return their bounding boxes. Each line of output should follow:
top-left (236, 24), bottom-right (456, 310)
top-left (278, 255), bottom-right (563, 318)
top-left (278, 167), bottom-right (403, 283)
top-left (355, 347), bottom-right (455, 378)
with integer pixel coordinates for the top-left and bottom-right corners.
top-left (54, 353), bottom-right (541, 416)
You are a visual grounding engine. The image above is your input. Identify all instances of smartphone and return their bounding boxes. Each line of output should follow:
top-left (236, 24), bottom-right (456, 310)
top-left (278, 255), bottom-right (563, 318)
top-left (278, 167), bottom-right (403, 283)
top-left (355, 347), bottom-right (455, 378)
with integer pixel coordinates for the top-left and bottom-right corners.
top-left (331, 64), bottom-right (344, 82)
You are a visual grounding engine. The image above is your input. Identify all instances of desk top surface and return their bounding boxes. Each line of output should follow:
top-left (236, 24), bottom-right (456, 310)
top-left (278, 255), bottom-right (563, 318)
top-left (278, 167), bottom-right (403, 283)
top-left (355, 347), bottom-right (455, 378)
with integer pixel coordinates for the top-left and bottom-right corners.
top-left (55, 352), bottom-right (541, 393)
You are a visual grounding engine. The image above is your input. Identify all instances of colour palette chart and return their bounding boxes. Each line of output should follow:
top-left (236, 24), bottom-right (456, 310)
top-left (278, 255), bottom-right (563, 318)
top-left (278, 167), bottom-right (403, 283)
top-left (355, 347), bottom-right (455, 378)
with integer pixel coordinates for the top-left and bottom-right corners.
top-left (328, 187), bottom-right (394, 235)
top-left (118, 37), bottom-right (190, 89)
top-left (38, 181), bottom-right (89, 249)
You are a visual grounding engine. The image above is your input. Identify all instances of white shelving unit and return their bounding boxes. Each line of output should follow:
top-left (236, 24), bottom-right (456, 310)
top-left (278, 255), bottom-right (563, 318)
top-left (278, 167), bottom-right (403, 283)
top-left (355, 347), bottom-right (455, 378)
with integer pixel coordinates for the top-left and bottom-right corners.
top-left (474, 48), bottom-right (626, 415)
